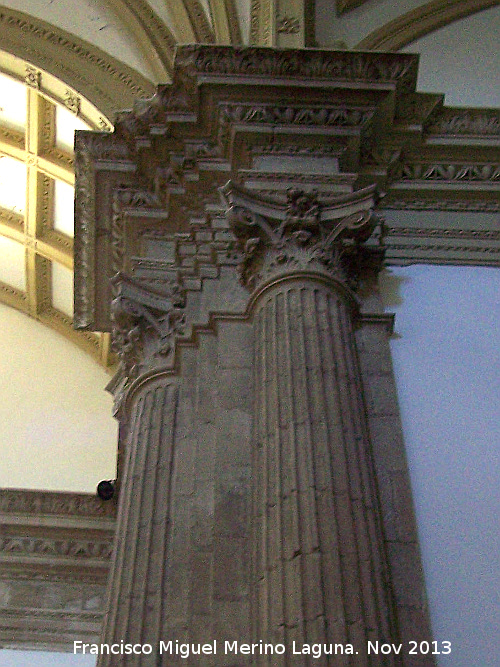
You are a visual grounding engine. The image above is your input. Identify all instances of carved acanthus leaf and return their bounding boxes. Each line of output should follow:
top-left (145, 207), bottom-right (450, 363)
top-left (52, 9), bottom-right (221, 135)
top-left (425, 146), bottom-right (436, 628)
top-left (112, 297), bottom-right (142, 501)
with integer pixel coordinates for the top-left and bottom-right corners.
top-left (220, 103), bottom-right (374, 128)
top-left (395, 163), bottom-right (500, 183)
top-left (184, 45), bottom-right (417, 90)
top-left (223, 183), bottom-right (383, 290)
top-left (110, 273), bottom-right (186, 380)
top-left (425, 109), bottom-right (500, 137)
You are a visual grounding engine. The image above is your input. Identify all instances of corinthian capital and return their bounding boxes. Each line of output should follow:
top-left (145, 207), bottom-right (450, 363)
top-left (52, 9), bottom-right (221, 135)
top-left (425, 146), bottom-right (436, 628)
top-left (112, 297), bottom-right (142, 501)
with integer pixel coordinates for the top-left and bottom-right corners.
top-left (110, 272), bottom-right (186, 379)
top-left (221, 182), bottom-right (384, 290)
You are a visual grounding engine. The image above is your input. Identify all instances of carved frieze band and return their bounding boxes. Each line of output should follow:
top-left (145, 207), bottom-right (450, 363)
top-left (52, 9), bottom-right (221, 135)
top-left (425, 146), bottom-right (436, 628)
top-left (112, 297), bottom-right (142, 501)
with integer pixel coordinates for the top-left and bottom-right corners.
top-left (0, 489), bottom-right (116, 518)
top-left (425, 108), bottom-right (500, 138)
top-left (394, 162), bottom-right (500, 184)
top-left (219, 103), bottom-right (374, 127)
top-left (0, 490), bottom-right (115, 649)
top-left (0, 608), bottom-right (104, 651)
top-left (218, 102), bottom-right (375, 148)
top-left (0, 494), bottom-right (114, 577)
top-left (383, 199), bottom-right (500, 212)
top-left (0, 536), bottom-right (112, 563)
top-left (163, 44), bottom-right (419, 90)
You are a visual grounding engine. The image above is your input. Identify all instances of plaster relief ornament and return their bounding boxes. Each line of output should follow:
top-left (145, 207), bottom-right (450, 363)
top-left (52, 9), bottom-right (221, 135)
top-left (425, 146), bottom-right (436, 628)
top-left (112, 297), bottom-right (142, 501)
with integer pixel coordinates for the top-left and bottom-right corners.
top-left (222, 182), bottom-right (384, 291)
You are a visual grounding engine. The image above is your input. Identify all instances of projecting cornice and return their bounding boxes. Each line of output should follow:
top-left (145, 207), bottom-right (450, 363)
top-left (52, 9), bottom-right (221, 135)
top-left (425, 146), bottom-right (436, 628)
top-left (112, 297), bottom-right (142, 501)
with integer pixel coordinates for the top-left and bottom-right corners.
top-left (75, 45), bottom-right (500, 330)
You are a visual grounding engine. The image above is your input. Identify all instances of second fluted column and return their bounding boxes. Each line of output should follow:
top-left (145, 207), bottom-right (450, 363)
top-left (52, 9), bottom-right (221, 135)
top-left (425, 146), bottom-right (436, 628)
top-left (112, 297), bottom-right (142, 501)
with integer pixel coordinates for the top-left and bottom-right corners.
top-left (225, 184), bottom-right (398, 666)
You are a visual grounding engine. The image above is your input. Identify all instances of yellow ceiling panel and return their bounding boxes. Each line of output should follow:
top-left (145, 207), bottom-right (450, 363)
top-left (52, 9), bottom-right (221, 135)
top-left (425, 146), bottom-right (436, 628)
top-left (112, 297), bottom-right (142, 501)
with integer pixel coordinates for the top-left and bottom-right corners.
top-left (0, 236), bottom-right (25, 291)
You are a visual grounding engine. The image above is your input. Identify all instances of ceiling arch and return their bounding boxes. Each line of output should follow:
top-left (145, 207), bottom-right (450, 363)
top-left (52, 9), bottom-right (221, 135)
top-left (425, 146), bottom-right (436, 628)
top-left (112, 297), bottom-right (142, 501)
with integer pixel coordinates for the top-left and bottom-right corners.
top-left (87, 0), bottom-right (177, 78)
top-left (357, 0), bottom-right (500, 50)
top-left (0, 5), bottom-right (156, 119)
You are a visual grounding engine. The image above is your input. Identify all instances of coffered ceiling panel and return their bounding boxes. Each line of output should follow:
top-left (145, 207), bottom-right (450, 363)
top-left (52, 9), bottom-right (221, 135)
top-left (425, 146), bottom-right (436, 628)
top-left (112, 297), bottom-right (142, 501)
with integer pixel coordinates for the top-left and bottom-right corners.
top-left (55, 105), bottom-right (89, 153)
top-left (52, 261), bottom-right (74, 318)
top-left (54, 180), bottom-right (75, 238)
top-left (0, 71), bottom-right (26, 131)
top-left (0, 156), bottom-right (26, 214)
top-left (0, 236), bottom-right (25, 291)
top-left (0, 55), bottom-right (114, 368)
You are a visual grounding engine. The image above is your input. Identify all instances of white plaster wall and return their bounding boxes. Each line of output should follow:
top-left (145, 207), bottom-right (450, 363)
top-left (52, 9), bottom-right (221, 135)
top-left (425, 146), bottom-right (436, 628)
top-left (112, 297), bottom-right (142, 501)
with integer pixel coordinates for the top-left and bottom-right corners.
top-left (315, 0), bottom-right (429, 48)
top-left (382, 13), bottom-right (500, 662)
top-left (0, 303), bottom-right (117, 493)
top-left (402, 5), bottom-right (500, 107)
top-left (380, 264), bottom-right (500, 667)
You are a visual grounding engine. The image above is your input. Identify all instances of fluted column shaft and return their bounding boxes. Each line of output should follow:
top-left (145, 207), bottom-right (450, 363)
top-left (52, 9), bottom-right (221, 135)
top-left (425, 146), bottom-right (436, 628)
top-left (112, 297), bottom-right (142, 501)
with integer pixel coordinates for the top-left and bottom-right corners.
top-left (251, 276), bottom-right (396, 666)
top-left (98, 380), bottom-right (178, 667)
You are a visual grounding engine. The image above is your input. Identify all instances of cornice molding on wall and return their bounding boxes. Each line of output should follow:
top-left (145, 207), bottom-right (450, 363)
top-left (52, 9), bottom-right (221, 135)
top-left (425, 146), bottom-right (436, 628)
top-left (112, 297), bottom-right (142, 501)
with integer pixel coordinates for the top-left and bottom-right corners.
top-left (357, 0), bottom-right (500, 51)
top-left (0, 488), bottom-right (116, 518)
top-left (0, 5), bottom-right (156, 120)
top-left (0, 489), bottom-right (115, 650)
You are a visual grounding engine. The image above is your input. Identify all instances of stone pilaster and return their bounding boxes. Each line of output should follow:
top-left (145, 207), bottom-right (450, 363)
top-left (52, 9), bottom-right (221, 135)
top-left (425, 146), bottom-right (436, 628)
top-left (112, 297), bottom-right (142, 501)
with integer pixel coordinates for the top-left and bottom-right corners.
top-left (225, 184), bottom-right (398, 664)
top-left (101, 380), bottom-right (179, 664)
top-left (98, 273), bottom-right (185, 666)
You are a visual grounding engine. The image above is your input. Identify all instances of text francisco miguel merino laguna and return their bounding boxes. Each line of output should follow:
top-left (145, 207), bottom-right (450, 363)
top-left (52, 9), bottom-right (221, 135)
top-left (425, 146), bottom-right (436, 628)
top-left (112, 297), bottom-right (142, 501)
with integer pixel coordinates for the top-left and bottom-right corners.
top-left (73, 641), bottom-right (356, 658)
top-left (74, 639), bottom-right (448, 658)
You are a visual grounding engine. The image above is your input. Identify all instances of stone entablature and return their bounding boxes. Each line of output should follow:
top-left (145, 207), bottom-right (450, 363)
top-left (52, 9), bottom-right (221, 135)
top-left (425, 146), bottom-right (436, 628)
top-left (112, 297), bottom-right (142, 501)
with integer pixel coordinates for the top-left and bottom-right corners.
top-left (75, 45), bottom-right (500, 331)
top-left (0, 489), bottom-right (116, 650)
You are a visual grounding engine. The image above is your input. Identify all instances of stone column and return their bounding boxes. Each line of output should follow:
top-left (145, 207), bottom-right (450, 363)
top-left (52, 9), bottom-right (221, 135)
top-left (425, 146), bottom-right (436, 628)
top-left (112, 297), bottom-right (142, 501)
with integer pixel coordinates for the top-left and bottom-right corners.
top-left (98, 274), bottom-right (185, 666)
top-left (225, 184), bottom-right (398, 665)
